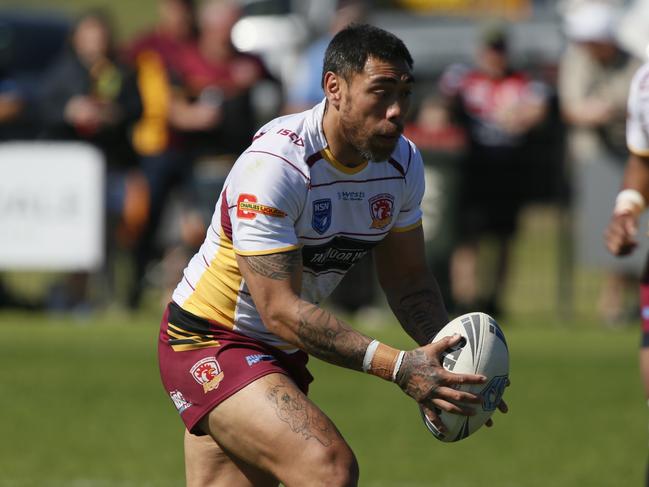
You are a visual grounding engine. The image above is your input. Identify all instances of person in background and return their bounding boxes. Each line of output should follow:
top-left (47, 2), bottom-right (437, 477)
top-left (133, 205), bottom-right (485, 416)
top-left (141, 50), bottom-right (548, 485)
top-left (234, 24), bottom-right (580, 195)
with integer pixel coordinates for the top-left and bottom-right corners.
top-left (0, 68), bottom-right (44, 310)
top-left (122, 0), bottom-right (199, 309)
top-left (559, 1), bottom-right (642, 324)
top-left (137, 0), bottom-right (279, 306)
top-left (604, 58), bottom-right (649, 487)
top-left (173, 0), bottom-right (277, 166)
top-left (283, 0), bottom-right (368, 115)
top-left (0, 71), bottom-right (23, 139)
top-left (40, 10), bottom-right (143, 310)
top-left (439, 24), bottom-right (548, 318)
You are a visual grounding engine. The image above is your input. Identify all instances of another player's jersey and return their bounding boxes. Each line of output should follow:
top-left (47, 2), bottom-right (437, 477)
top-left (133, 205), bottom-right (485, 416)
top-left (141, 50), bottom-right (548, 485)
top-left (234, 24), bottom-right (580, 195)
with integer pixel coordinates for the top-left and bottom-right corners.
top-left (627, 62), bottom-right (649, 155)
top-left (170, 99), bottom-right (425, 351)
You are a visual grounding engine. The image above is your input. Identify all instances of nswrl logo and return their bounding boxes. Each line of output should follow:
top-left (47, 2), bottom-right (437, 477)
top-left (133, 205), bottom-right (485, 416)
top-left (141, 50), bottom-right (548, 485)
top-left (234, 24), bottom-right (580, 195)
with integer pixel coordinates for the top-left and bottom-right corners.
top-left (312, 198), bottom-right (332, 234)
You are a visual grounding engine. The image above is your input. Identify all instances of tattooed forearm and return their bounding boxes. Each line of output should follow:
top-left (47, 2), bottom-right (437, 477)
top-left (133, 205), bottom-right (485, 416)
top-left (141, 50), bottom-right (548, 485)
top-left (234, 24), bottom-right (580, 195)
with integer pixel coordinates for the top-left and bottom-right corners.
top-left (389, 285), bottom-right (448, 346)
top-left (266, 375), bottom-right (338, 447)
top-left (243, 250), bottom-right (301, 280)
top-left (296, 301), bottom-right (370, 370)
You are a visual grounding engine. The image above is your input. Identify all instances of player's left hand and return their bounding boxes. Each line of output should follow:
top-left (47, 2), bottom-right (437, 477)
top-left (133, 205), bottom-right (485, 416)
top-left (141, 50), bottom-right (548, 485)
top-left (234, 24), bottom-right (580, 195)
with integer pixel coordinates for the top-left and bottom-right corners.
top-left (605, 212), bottom-right (639, 256)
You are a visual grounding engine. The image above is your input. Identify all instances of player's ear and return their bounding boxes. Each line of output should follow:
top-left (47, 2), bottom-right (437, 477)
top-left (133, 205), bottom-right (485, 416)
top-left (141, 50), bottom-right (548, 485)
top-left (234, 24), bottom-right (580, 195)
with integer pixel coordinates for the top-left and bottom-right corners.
top-left (323, 71), bottom-right (342, 108)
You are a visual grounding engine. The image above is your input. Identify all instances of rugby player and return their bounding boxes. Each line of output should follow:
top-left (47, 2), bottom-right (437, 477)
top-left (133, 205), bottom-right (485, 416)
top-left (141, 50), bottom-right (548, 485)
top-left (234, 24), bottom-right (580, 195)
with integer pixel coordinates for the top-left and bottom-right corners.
top-left (605, 60), bottom-right (649, 487)
top-left (158, 24), bottom-right (506, 486)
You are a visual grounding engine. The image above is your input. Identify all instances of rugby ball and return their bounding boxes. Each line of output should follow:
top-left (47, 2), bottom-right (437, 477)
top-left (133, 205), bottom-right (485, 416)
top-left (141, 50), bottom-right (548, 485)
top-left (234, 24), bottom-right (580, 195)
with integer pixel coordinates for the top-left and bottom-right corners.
top-left (420, 312), bottom-right (509, 442)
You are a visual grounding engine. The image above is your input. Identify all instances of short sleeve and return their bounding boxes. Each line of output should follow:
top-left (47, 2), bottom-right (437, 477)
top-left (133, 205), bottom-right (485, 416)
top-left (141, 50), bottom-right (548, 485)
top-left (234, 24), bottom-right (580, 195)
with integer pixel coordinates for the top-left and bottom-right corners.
top-left (627, 64), bottom-right (649, 156)
top-left (392, 144), bottom-right (424, 232)
top-left (227, 154), bottom-right (308, 255)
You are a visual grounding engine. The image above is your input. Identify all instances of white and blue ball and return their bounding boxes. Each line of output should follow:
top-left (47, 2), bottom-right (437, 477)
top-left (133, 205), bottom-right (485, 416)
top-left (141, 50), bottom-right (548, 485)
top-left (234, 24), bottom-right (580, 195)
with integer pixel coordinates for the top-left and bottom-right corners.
top-left (421, 312), bottom-right (509, 442)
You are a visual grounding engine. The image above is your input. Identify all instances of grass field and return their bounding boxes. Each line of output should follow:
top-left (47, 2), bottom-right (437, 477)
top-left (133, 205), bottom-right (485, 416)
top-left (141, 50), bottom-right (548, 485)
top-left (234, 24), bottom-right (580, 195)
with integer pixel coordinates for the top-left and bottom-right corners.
top-left (0, 308), bottom-right (646, 487)
top-left (1, 207), bottom-right (646, 486)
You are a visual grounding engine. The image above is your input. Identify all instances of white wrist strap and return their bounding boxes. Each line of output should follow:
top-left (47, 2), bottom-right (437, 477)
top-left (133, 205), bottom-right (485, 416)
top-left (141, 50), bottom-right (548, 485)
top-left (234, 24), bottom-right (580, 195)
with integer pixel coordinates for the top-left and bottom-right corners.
top-left (362, 340), bottom-right (380, 372)
top-left (614, 189), bottom-right (646, 216)
top-left (391, 350), bottom-right (406, 382)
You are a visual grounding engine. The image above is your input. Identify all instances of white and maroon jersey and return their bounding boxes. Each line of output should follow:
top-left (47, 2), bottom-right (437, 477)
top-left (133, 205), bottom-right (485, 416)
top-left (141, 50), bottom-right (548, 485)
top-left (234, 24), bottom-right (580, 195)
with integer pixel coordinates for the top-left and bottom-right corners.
top-left (627, 62), bottom-right (649, 156)
top-left (171, 99), bottom-right (425, 351)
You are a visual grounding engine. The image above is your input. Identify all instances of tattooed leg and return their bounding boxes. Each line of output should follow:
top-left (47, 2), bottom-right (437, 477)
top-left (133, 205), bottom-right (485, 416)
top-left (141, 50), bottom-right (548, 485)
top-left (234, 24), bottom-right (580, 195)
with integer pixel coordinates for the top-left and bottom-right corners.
top-left (266, 375), bottom-right (336, 447)
top-left (197, 374), bottom-right (358, 487)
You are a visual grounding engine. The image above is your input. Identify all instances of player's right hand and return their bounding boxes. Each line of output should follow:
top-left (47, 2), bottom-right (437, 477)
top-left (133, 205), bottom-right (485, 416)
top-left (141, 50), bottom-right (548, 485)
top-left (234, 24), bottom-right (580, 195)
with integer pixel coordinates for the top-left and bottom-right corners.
top-left (395, 334), bottom-right (486, 421)
top-left (605, 212), bottom-right (638, 256)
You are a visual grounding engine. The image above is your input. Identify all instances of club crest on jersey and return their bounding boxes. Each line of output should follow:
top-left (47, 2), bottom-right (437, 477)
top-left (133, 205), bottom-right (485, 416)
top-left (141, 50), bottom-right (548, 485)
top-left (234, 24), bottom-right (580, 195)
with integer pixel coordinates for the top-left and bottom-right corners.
top-left (369, 193), bottom-right (394, 229)
top-left (312, 198), bottom-right (332, 234)
top-left (169, 390), bottom-right (192, 414)
top-left (237, 193), bottom-right (287, 220)
top-left (190, 357), bottom-right (225, 393)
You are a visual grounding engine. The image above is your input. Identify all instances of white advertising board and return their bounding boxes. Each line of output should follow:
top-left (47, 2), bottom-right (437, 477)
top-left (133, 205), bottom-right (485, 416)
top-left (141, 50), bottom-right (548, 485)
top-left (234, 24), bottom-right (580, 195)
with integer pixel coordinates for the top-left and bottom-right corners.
top-left (0, 142), bottom-right (104, 271)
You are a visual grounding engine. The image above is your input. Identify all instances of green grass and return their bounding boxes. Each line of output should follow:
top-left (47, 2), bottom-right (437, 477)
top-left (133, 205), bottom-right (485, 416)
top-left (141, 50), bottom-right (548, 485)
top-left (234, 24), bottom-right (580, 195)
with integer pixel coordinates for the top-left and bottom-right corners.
top-left (0, 310), bottom-right (645, 487)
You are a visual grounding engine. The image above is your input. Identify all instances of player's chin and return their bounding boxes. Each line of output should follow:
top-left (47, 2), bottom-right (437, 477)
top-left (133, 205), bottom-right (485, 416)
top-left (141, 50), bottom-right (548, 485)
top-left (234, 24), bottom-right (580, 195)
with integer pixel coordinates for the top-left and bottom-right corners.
top-left (369, 136), bottom-right (399, 161)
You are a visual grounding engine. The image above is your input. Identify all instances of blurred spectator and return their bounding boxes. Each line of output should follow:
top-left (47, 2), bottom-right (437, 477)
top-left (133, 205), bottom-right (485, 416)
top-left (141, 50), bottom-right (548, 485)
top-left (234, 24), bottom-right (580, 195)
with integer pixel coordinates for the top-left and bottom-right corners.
top-left (122, 0), bottom-right (198, 309)
top-left (0, 12), bottom-right (70, 139)
top-left (133, 0), bottom-right (279, 305)
top-left (0, 74), bottom-right (23, 136)
top-left (173, 0), bottom-right (278, 167)
top-left (439, 24), bottom-right (549, 318)
top-left (404, 96), bottom-right (466, 152)
top-left (283, 0), bottom-right (368, 114)
top-left (559, 2), bottom-right (642, 324)
top-left (39, 9), bottom-right (143, 310)
top-left (0, 67), bottom-right (44, 310)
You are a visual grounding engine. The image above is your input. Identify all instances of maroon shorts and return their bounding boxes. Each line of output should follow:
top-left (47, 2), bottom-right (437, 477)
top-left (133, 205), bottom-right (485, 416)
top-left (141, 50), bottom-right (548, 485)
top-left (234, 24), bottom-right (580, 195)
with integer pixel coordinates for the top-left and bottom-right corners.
top-left (158, 303), bottom-right (313, 435)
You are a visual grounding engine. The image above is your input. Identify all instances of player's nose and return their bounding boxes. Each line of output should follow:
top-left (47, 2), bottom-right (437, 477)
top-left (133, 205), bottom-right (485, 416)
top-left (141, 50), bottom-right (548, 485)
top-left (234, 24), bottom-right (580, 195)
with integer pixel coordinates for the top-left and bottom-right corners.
top-left (386, 101), bottom-right (406, 127)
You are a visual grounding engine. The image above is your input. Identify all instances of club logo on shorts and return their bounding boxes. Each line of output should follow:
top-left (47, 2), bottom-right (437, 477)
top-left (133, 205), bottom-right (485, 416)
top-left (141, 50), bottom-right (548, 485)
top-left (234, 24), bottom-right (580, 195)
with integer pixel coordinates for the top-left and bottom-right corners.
top-left (237, 193), bottom-right (287, 220)
top-left (368, 193), bottom-right (394, 229)
top-left (190, 357), bottom-right (225, 393)
top-left (169, 390), bottom-right (192, 414)
top-left (312, 198), bottom-right (332, 234)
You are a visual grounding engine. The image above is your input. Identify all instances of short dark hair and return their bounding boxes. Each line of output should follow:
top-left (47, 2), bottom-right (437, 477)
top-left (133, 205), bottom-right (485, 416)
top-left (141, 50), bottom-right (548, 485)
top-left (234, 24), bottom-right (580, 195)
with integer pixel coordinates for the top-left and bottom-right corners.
top-left (321, 23), bottom-right (414, 88)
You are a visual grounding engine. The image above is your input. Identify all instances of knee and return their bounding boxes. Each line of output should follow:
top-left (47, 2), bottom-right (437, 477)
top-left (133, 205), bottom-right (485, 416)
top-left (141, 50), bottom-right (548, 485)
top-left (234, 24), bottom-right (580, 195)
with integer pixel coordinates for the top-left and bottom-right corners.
top-left (300, 442), bottom-right (359, 487)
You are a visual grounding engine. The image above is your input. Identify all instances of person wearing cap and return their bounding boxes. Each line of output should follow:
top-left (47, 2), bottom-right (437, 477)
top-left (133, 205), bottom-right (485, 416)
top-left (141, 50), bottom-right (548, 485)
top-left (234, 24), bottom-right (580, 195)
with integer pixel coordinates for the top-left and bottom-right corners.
top-left (559, 2), bottom-right (642, 324)
top-left (605, 50), bottom-right (649, 487)
top-left (438, 24), bottom-right (548, 318)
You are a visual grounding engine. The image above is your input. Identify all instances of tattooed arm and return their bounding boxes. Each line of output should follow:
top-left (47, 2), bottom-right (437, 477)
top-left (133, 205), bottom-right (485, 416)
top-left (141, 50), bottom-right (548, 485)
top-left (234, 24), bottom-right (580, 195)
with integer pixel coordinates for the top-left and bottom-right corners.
top-left (372, 226), bottom-right (490, 423)
top-left (374, 225), bottom-right (448, 346)
top-left (237, 250), bottom-right (371, 371)
top-left (237, 242), bottom-right (484, 424)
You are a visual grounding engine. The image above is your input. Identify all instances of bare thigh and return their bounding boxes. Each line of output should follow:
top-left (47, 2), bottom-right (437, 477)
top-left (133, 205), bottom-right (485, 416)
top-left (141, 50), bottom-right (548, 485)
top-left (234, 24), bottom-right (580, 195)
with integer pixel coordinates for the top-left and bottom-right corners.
top-left (185, 431), bottom-right (278, 487)
top-left (194, 373), bottom-right (358, 487)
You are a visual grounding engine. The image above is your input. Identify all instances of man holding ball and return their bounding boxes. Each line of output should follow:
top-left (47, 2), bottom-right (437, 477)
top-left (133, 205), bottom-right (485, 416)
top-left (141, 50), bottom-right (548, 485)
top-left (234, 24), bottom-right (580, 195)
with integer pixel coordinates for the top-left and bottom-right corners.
top-left (158, 24), bottom-right (507, 486)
